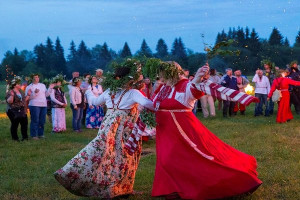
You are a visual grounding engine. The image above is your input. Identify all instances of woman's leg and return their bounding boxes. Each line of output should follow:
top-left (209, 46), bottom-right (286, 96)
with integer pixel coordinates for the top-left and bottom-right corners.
top-left (200, 95), bottom-right (209, 118)
top-left (20, 116), bottom-right (28, 140)
top-left (7, 110), bottom-right (20, 141)
top-left (77, 108), bottom-right (84, 131)
top-left (71, 106), bottom-right (79, 131)
top-left (207, 95), bottom-right (216, 117)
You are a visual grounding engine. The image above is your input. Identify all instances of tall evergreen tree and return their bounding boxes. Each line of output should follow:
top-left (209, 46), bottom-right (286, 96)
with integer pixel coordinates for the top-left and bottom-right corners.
top-left (155, 38), bottom-right (168, 59)
top-left (284, 37), bottom-right (290, 47)
top-left (269, 27), bottom-right (283, 46)
top-left (54, 37), bottom-right (67, 74)
top-left (44, 37), bottom-right (56, 76)
top-left (76, 40), bottom-right (91, 73)
top-left (215, 33), bottom-right (222, 44)
top-left (137, 39), bottom-right (152, 57)
top-left (236, 27), bottom-right (245, 47)
top-left (228, 27), bottom-right (233, 39)
top-left (34, 43), bottom-right (47, 74)
top-left (171, 38), bottom-right (179, 56)
top-left (248, 28), bottom-right (260, 54)
top-left (99, 42), bottom-right (112, 69)
top-left (120, 42), bottom-right (132, 58)
top-left (245, 27), bottom-right (250, 40)
top-left (215, 30), bottom-right (228, 44)
top-left (66, 41), bottom-right (78, 75)
top-left (295, 31), bottom-right (300, 47)
top-left (171, 37), bottom-right (188, 67)
top-left (68, 41), bottom-right (77, 61)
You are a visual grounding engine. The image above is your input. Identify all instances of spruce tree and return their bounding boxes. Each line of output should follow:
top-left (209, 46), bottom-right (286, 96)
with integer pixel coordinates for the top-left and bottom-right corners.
top-left (68, 41), bottom-right (77, 61)
top-left (248, 28), bottom-right (260, 53)
top-left (120, 42), bottom-right (132, 58)
top-left (228, 27), bottom-right (233, 39)
top-left (77, 40), bottom-right (91, 73)
top-left (155, 38), bottom-right (168, 59)
top-left (284, 37), bottom-right (290, 47)
top-left (236, 27), bottom-right (245, 47)
top-left (99, 42), bottom-right (112, 68)
top-left (171, 37), bottom-right (188, 67)
top-left (34, 43), bottom-right (47, 74)
top-left (137, 39), bottom-right (152, 57)
top-left (54, 37), bottom-right (67, 74)
top-left (171, 38), bottom-right (179, 56)
top-left (269, 27), bottom-right (283, 46)
top-left (295, 31), bottom-right (300, 47)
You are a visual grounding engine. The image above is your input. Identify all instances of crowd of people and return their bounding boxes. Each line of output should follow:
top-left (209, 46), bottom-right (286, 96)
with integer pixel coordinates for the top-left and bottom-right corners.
top-left (189, 61), bottom-right (300, 124)
top-left (4, 58), bottom-right (300, 199)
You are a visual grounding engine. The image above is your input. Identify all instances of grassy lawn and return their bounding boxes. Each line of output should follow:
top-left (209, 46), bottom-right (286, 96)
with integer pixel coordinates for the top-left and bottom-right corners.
top-left (0, 84), bottom-right (299, 199)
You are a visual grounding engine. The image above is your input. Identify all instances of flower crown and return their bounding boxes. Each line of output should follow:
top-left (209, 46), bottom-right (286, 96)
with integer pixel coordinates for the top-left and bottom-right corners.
top-left (72, 77), bottom-right (82, 86)
top-left (158, 61), bottom-right (184, 79)
top-left (88, 75), bottom-right (97, 84)
top-left (10, 76), bottom-right (22, 87)
top-left (52, 74), bottom-right (67, 84)
top-left (102, 58), bottom-right (143, 92)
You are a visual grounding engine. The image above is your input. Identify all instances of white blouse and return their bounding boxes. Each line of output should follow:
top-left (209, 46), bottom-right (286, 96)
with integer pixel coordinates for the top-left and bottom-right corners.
top-left (86, 89), bottom-right (154, 110)
top-left (86, 85), bottom-right (103, 106)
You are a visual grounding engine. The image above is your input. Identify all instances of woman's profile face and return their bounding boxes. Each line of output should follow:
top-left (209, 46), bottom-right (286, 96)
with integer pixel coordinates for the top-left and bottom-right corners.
top-left (15, 83), bottom-right (21, 90)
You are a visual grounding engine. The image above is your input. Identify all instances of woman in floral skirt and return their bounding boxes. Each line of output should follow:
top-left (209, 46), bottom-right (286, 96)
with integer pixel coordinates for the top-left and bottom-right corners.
top-left (54, 59), bottom-right (154, 198)
top-left (85, 76), bottom-right (104, 129)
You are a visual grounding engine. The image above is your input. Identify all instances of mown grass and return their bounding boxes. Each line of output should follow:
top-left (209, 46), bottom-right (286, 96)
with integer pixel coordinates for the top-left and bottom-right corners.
top-left (0, 86), bottom-right (299, 199)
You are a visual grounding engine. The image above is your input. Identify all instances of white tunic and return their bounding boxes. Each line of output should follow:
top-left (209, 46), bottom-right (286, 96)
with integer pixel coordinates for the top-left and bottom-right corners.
top-left (252, 74), bottom-right (270, 95)
top-left (86, 89), bottom-right (154, 110)
top-left (25, 83), bottom-right (48, 107)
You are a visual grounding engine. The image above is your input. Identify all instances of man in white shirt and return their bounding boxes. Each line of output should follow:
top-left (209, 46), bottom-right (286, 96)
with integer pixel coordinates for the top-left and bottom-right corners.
top-left (252, 69), bottom-right (270, 117)
top-left (25, 74), bottom-right (50, 139)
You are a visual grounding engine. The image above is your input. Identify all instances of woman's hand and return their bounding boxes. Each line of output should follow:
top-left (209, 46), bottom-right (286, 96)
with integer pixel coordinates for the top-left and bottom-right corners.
top-left (10, 90), bottom-right (15, 97)
top-left (193, 65), bottom-right (210, 84)
top-left (27, 89), bottom-right (32, 96)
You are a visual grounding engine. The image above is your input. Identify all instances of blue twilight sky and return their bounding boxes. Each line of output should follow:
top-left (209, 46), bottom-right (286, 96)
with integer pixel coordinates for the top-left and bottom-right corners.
top-left (0, 0), bottom-right (300, 61)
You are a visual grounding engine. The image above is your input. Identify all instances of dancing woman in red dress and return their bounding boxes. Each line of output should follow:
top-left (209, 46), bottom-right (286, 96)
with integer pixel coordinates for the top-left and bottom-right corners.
top-left (151, 62), bottom-right (262, 200)
top-left (267, 70), bottom-right (300, 123)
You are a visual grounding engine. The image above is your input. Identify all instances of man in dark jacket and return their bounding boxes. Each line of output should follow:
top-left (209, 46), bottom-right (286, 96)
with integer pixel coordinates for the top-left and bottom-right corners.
top-left (221, 68), bottom-right (238, 117)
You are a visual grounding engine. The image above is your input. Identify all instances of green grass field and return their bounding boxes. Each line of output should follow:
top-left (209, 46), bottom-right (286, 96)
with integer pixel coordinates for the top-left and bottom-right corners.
top-left (0, 83), bottom-right (299, 200)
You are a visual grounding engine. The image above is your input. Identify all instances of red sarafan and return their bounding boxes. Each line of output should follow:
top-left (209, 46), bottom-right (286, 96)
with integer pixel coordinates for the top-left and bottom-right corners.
top-left (152, 79), bottom-right (262, 200)
top-left (268, 77), bottom-right (300, 123)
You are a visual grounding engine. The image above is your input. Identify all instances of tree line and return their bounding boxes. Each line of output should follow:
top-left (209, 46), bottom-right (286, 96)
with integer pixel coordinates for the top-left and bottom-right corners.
top-left (1, 27), bottom-right (300, 81)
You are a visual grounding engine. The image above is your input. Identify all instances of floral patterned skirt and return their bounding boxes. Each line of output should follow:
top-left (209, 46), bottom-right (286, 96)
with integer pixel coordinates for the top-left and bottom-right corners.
top-left (54, 108), bottom-right (141, 198)
top-left (52, 108), bottom-right (66, 132)
top-left (86, 105), bottom-right (104, 129)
